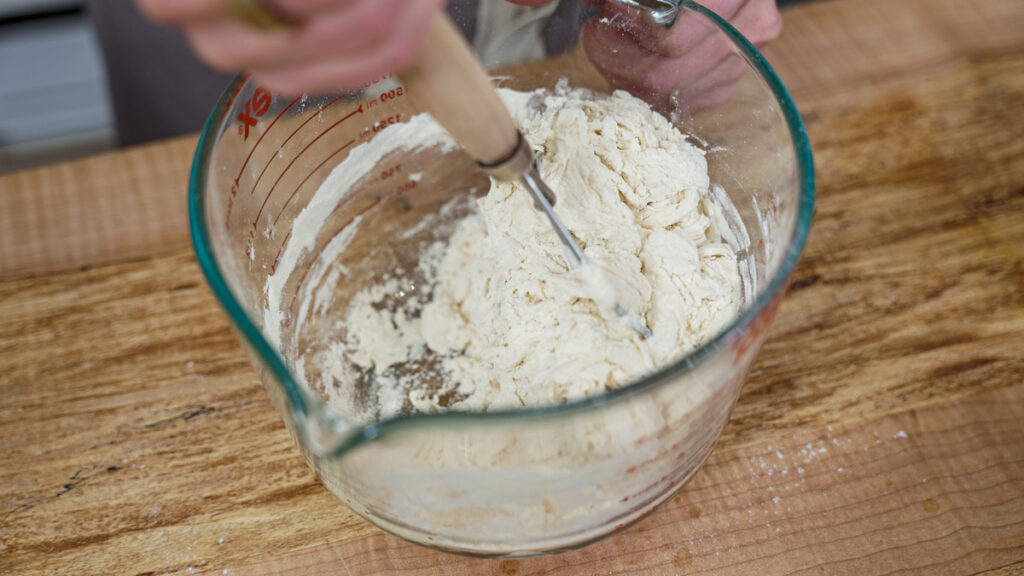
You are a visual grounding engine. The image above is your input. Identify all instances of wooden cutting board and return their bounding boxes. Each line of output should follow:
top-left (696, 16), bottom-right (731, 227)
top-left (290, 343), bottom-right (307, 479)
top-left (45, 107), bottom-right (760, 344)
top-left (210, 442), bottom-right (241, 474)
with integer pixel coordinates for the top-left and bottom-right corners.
top-left (1, 0), bottom-right (1022, 574)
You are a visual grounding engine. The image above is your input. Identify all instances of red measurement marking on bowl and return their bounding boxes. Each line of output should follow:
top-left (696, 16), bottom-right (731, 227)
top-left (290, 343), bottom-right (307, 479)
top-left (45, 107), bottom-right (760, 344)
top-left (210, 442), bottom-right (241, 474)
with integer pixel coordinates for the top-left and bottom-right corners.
top-left (252, 105), bottom-right (365, 231)
top-left (372, 113), bottom-right (402, 133)
top-left (271, 139), bottom-right (357, 228)
top-left (225, 195), bottom-right (234, 229)
top-left (633, 420), bottom-right (686, 447)
top-left (732, 289), bottom-right (784, 365)
top-left (247, 94), bottom-right (348, 199)
top-left (232, 73), bottom-right (401, 199)
top-left (623, 456), bottom-right (697, 504)
top-left (237, 87), bottom-right (272, 141)
top-left (269, 231), bottom-right (291, 275)
top-left (269, 156), bottom-right (414, 287)
top-left (232, 91), bottom-right (303, 193)
top-left (378, 86), bottom-right (405, 103)
top-left (394, 180), bottom-right (418, 196)
top-left (270, 186), bottom-right (355, 275)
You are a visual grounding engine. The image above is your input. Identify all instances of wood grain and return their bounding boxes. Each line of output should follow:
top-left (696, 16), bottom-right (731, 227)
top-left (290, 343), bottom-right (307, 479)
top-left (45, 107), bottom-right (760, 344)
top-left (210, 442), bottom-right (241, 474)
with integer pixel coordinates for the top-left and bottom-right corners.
top-left (177, 386), bottom-right (1024, 576)
top-left (0, 254), bottom-right (375, 576)
top-left (0, 134), bottom-right (196, 280)
top-left (1, 0), bottom-right (1023, 574)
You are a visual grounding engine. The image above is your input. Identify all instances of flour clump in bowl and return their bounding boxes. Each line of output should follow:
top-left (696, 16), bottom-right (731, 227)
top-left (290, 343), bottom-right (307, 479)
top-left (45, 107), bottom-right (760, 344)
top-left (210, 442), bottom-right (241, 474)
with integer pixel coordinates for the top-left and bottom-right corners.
top-left (286, 82), bottom-right (742, 418)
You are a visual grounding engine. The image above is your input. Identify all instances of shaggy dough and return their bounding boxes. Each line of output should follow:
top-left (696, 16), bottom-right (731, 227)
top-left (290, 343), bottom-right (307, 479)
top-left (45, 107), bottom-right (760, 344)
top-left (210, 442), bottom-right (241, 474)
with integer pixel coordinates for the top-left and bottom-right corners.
top-left (333, 82), bottom-right (741, 416)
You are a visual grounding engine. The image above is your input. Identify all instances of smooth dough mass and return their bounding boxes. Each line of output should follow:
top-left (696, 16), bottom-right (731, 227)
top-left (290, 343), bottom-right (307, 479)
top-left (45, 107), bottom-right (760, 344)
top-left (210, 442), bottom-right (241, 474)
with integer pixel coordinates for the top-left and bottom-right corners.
top-left (329, 82), bottom-right (741, 416)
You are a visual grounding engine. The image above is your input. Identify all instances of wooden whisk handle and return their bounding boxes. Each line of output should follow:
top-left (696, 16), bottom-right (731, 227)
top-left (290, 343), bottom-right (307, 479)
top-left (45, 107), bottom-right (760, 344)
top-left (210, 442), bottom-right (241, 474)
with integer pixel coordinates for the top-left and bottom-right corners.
top-left (400, 14), bottom-right (523, 168)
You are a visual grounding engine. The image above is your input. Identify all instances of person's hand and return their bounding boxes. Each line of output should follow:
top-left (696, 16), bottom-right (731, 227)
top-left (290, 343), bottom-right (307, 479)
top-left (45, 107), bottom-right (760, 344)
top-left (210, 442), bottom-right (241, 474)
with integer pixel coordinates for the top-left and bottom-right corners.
top-left (134, 0), bottom-right (558, 95)
top-left (581, 0), bottom-right (782, 113)
top-left (134, 0), bottom-right (447, 94)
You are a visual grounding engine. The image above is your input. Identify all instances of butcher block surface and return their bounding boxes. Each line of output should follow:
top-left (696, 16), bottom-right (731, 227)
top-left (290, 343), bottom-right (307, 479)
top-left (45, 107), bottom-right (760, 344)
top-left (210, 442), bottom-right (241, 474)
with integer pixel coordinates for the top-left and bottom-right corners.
top-left (1, 0), bottom-right (1022, 574)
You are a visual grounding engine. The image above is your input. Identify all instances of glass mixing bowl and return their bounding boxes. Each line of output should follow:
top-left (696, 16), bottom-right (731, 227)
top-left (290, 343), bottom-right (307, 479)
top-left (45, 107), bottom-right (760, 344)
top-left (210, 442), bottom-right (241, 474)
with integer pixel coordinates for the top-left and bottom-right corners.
top-left (189, 0), bottom-right (813, 557)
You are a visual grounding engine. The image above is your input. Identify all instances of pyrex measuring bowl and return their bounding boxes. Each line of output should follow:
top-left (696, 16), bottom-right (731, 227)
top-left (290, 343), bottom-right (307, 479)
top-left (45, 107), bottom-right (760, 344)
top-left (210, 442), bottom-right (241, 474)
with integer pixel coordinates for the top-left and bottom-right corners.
top-left (189, 0), bottom-right (813, 557)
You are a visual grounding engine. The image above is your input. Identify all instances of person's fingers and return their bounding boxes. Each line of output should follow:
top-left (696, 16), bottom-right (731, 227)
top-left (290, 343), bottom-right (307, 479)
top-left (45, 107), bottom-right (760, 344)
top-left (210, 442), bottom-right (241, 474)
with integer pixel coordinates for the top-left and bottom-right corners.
top-left (645, 0), bottom-right (745, 57)
top-left (678, 81), bottom-right (738, 115)
top-left (136, 0), bottom-right (359, 27)
top-left (663, 0), bottom-right (781, 50)
top-left (585, 2), bottom-right (663, 55)
top-left (673, 51), bottom-right (747, 112)
top-left (583, 0), bottom-right (782, 113)
top-left (136, 0), bottom-right (228, 25)
top-left (185, 0), bottom-right (400, 72)
top-left (586, 0), bottom-right (778, 58)
top-left (583, 18), bottom-right (650, 89)
top-left (252, 0), bottom-right (443, 93)
top-left (251, 43), bottom-right (401, 95)
top-left (727, 0), bottom-right (783, 47)
top-left (583, 1), bottom-right (736, 61)
top-left (697, 0), bottom-right (747, 21)
top-left (185, 18), bottom-right (293, 72)
top-left (583, 13), bottom-right (733, 96)
top-left (268, 0), bottom-right (358, 19)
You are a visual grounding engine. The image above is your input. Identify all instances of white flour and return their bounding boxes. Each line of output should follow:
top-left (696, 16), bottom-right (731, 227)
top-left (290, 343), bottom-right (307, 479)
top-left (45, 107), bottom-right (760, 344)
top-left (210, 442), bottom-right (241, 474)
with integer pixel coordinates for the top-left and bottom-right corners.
top-left (266, 82), bottom-right (741, 420)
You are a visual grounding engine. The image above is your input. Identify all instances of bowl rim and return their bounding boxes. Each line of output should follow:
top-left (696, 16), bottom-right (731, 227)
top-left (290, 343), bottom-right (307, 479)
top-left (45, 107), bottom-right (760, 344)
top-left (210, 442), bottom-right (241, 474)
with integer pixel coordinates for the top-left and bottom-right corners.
top-left (188, 0), bottom-right (815, 457)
